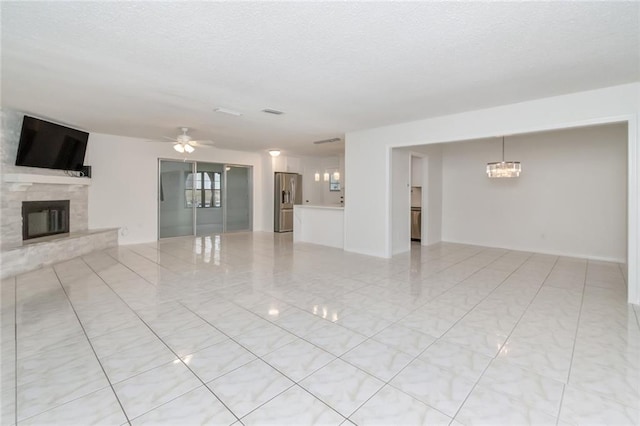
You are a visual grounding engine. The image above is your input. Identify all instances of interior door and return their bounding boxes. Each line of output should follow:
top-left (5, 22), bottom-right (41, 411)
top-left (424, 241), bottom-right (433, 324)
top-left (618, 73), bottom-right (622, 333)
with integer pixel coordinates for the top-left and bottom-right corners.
top-left (158, 160), bottom-right (195, 238)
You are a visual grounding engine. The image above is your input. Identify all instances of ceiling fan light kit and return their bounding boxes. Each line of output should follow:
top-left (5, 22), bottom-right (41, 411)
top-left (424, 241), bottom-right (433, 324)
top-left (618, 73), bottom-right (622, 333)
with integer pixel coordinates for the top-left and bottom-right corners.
top-left (163, 127), bottom-right (214, 154)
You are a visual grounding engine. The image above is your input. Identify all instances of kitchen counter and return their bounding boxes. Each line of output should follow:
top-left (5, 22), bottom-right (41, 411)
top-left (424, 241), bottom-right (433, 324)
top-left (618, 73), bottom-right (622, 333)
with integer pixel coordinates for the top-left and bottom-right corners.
top-left (296, 204), bottom-right (344, 210)
top-left (293, 205), bottom-right (344, 249)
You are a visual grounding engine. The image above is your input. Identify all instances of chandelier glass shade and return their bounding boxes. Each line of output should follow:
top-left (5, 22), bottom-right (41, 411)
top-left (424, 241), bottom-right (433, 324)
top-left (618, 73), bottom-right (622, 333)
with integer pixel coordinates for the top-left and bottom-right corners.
top-left (486, 137), bottom-right (521, 178)
top-left (486, 161), bottom-right (521, 178)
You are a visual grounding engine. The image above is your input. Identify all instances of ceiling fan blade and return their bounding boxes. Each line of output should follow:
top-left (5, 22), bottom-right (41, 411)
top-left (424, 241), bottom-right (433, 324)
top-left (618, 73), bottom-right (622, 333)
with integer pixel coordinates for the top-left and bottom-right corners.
top-left (190, 140), bottom-right (215, 147)
top-left (162, 136), bottom-right (178, 142)
top-left (142, 139), bottom-right (173, 143)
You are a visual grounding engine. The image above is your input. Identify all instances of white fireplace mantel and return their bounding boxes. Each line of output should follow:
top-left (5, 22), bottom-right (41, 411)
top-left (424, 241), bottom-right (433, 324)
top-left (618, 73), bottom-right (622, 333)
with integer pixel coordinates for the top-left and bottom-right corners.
top-left (3, 173), bottom-right (91, 191)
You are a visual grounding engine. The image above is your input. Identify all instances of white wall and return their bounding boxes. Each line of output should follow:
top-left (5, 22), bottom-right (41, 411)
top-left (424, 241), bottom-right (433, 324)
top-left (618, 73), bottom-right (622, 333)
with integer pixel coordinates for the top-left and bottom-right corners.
top-left (410, 186), bottom-right (422, 208)
top-left (344, 82), bottom-right (639, 304)
top-left (441, 124), bottom-right (627, 261)
top-left (345, 139), bottom-right (389, 257)
top-left (86, 133), bottom-right (264, 244)
top-left (301, 157), bottom-right (323, 205)
top-left (391, 149), bottom-right (411, 254)
top-left (299, 156), bottom-right (344, 206)
top-left (411, 156), bottom-right (423, 187)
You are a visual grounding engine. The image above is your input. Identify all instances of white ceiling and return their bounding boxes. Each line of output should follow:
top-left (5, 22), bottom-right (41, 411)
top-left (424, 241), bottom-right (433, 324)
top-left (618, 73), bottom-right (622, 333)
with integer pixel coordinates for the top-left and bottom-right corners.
top-left (1, 2), bottom-right (638, 157)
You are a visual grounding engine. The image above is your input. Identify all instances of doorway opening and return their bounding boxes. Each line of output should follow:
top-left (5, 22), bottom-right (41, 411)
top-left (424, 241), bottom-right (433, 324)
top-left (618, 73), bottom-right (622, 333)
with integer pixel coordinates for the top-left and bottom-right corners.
top-left (410, 155), bottom-right (423, 243)
top-left (394, 123), bottom-right (628, 274)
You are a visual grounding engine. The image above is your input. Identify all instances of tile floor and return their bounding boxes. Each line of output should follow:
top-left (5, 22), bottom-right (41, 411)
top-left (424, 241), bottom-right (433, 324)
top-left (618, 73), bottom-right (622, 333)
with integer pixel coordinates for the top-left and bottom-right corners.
top-left (1, 232), bottom-right (639, 425)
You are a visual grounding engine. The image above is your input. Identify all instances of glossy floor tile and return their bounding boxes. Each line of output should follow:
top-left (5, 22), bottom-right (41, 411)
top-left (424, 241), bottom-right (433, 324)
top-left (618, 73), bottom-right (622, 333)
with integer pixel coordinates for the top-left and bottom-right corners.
top-left (1, 232), bottom-right (638, 425)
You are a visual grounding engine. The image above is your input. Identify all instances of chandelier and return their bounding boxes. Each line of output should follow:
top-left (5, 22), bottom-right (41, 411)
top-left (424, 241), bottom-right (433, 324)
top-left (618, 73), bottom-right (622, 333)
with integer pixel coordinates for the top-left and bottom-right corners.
top-left (486, 136), bottom-right (521, 178)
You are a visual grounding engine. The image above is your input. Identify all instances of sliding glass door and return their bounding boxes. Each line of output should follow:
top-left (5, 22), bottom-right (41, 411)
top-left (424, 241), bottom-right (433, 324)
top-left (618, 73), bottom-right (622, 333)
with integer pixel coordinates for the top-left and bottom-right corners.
top-left (158, 160), bottom-right (195, 238)
top-left (194, 162), bottom-right (224, 236)
top-left (224, 165), bottom-right (252, 232)
top-left (158, 160), bottom-right (252, 239)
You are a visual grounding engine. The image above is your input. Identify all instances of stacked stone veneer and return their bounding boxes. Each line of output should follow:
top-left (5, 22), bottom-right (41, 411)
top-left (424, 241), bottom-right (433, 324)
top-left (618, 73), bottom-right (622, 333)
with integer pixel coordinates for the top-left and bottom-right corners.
top-left (1, 230), bottom-right (118, 279)
top-left (1, 109), bottom-right (117, 278)
top-left (1, 109), bottom-right (89, 245)
top-left (2, 183), bottom-right (88, 246)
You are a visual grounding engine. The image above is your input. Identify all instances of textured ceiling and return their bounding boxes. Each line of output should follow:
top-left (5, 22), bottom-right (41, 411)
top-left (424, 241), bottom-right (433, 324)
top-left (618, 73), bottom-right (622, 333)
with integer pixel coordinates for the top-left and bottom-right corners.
top-left (2, 2), bottom-right (638, 156)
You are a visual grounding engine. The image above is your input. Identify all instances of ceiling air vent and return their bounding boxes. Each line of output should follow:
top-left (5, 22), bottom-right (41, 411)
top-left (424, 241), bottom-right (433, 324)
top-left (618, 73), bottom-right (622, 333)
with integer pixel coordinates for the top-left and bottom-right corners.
top-left (313, 137), bottom-right (342, 145)
top-left (262, 108), bottom-right (284, 115)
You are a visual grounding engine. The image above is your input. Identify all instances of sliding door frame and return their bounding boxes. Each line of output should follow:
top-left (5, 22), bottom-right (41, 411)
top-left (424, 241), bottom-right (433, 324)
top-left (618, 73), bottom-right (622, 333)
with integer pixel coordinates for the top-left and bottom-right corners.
top-left (222, 164), bottom-right (254, 233)
top-left (158, 159), bottom-right (254, 239)
top-left (157, 158), bottom-right (197, 239)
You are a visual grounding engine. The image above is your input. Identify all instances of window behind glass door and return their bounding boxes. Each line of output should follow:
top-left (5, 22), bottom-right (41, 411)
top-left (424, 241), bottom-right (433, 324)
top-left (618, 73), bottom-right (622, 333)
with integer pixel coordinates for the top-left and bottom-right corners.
top-left (185, 171), bottom-right (221, 208)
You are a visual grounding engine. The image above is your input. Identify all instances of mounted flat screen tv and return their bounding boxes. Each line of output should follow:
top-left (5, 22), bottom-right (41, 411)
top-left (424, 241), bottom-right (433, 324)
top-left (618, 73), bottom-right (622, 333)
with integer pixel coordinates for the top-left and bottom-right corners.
top-left (15, 116), bottom-right (89, 172)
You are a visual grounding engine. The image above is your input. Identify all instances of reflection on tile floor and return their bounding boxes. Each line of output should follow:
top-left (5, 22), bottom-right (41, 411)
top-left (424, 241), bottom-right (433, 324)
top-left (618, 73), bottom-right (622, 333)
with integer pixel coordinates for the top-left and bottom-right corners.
top-left (2, 232), bottom-right (639, 425)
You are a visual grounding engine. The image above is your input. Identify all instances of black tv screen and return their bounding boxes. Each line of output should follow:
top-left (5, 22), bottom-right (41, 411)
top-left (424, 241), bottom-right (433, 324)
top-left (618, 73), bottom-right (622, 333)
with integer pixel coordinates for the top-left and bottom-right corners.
top-left (15, 116), bottom-right (89, 172)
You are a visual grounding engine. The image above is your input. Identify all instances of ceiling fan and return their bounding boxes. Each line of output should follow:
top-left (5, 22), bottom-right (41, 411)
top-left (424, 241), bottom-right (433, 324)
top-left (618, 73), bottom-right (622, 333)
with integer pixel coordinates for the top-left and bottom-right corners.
top-left (163, 127), bottom-right (214, 153)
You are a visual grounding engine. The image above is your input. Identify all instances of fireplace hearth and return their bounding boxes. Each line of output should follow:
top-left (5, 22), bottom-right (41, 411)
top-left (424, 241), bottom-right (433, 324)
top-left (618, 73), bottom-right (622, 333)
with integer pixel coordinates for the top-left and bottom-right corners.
top-left (22, 200), bottom-right (70, 240)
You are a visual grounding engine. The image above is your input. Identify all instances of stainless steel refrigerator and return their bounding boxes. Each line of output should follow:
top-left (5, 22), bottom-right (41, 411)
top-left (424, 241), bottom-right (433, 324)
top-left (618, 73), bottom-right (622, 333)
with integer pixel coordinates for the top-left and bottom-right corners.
top-left (274, 172), bottom-right (302, 232)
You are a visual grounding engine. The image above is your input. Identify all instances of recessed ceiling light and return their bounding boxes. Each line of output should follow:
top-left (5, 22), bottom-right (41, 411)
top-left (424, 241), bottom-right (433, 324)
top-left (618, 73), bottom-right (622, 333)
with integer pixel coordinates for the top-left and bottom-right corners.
top-left (214, 107), bottom-right (242, 116)
top-left (313, 137), bottom-right (342, 145)
top-left (262, 108), bottom-right (284, 115)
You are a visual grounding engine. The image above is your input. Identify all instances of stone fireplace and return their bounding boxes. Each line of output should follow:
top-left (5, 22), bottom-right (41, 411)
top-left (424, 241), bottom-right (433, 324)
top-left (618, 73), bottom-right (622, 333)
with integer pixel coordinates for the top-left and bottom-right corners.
top-left (0, 176), bottom-right (118, 279)
top-left (22, 200), bottom-right (70, 240)
top-left (1, 109), bottom-right (118, 279)
top-left (1, 180), bottom-right (88, 246)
